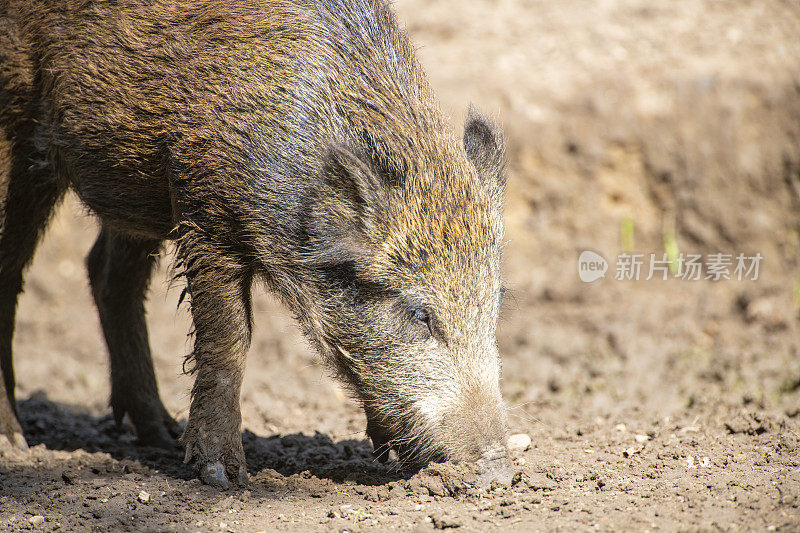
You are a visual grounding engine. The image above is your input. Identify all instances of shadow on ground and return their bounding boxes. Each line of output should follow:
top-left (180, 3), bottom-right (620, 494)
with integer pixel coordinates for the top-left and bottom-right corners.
top-left (17, 391), bottom-right (411, 486)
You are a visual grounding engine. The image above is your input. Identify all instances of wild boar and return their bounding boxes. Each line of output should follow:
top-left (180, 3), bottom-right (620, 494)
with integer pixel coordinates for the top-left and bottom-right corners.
top-left (0, 0), bottom-right (512, 489)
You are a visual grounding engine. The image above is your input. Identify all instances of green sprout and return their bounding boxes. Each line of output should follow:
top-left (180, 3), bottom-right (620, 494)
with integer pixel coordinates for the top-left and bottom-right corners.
top-left (663, 228), bottom-right (681, 276)
top-left (794, 276), bottom-right (800, 311)
top-left (621, 217), bottom-right (635, 253)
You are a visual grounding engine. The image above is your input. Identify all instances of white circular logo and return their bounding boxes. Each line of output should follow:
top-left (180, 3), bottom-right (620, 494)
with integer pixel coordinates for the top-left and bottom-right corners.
top-left (578, 251), bottom-right (608, 283)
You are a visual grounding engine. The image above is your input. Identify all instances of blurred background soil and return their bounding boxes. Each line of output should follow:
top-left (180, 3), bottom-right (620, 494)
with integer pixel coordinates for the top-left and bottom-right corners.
top-left (2, 0), bottom-right (800, 530)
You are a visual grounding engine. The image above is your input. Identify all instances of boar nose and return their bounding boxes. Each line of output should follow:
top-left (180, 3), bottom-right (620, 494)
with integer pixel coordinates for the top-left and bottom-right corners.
top-left (476, 445), bottom-right (515, 488)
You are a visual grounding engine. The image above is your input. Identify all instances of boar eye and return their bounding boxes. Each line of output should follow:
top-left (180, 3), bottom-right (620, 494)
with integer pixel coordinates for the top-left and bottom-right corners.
top-left (411, 308), bottom-right (434, 336)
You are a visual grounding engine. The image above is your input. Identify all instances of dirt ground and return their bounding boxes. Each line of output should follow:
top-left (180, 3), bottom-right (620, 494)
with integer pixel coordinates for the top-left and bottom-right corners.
top-left (2, 0), bottom-right (800, 531)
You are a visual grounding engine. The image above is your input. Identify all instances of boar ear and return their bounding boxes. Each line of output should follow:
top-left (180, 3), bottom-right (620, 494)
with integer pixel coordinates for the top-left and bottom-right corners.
top-left (324, 144), bottom-right (388, 225)
top-left (464, 106), bottom-right (507, 200)
top-left (305, 144), bottom-right (388, 262)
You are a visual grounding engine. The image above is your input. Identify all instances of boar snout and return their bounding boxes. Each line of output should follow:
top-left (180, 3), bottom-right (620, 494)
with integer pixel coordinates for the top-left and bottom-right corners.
top-left (434, 379), bottom-right (515, 485)
top-left (367, 403), bottom-right (515, 487)
top-left (477, 446), bottom-right (515, 488)
top-left (365, 369), bottom-right (514, 488)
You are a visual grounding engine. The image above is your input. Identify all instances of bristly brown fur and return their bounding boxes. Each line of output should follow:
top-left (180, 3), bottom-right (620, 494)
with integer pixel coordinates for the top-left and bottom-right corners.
top-left (0, 0), bottom-right (512, 487)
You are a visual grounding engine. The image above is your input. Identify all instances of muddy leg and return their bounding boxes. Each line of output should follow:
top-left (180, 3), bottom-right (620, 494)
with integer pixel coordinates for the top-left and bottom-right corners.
top-left (0, 268), bottom-right (25, 451)
top-left (0, 153), bottom-right (64, 450)
top-left (0, 374), bottom-right (26, 450)
top-left (179, 248), bottom-right (253, 489)
top-left (87, 227), bottom-right (178, 448)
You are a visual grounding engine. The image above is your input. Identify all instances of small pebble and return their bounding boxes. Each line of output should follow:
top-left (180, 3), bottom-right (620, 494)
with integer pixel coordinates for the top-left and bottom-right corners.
top-left (508, 433), bottom-right (532, 452)
top-left (137, 490), bottom-right (150, 504)
top-left (28, 516), bottom-right (45, 527)
top-left (61, 470), bottom-right (77, 485)
top-left (430, 513), bottom-right (462, 530)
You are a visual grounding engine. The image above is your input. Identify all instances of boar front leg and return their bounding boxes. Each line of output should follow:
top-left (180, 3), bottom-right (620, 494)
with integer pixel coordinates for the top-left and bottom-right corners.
top-left (179, 243), bottom-right (253, 490)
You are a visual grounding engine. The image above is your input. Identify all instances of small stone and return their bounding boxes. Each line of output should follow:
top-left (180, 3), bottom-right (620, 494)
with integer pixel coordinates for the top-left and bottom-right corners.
top-left (508, 433), bottom-right (531, 453)
top-left (430, 513), bottom-right (461, 529)
top-left (634, 434), bottom-right (650, 443)
top-left (28, 516), bottom-right (45, 527)
top-left (61, 470), bottom-right (77, 485)
top-left (622, 447), bottom-right (636, 458)
top-left (387, 484), bottom-right (405, 499)
top-left (137, 490), bottom-right (150, 504)
top-left (211, 495), bottom-right (235, 512)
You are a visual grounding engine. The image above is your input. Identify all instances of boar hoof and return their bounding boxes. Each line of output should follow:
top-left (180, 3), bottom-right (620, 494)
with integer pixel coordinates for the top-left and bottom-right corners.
top-left (0, 431), bottom-right (29, 453)
top-left (199, 462), bottom-right (248, 490)
top-left (182, 418), bottom-right (247, 490)
top-left (236, 466), bottom-right (249, 486)
top-left (12, 431), bottom-right (29, 451)
top-left (0, 411), bottom-right (28, 453)
top-left (115, 399), bottom-right (180, 450)
top-left (135, 416), bottom-right (180, 450)
top-left (200, 462), bottom-right (230, 490)
top-left (137, 427), bottom-right (175, 450)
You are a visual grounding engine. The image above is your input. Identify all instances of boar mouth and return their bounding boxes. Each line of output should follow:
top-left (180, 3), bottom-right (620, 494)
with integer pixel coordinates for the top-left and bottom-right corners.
top-left (367, 415), bottom-right (515, 487)
top-left (366, 415), bottom-right (445, 468)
